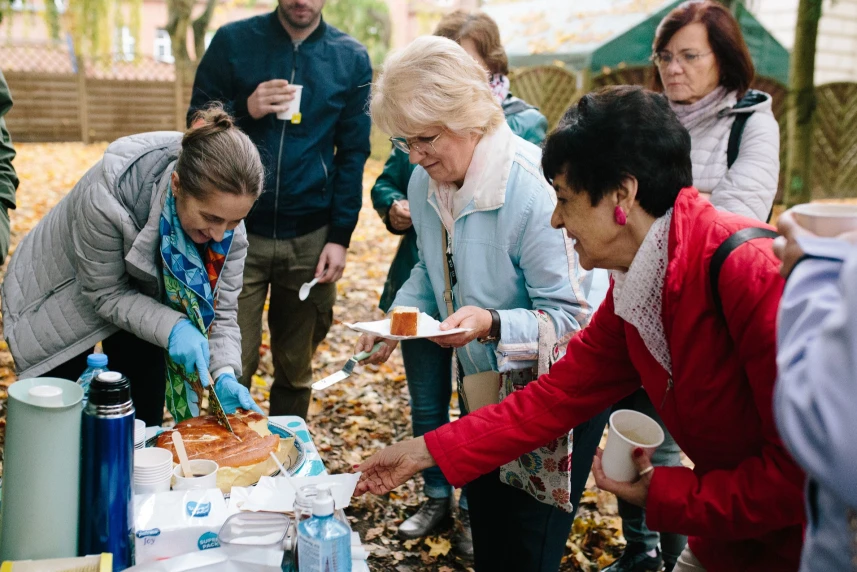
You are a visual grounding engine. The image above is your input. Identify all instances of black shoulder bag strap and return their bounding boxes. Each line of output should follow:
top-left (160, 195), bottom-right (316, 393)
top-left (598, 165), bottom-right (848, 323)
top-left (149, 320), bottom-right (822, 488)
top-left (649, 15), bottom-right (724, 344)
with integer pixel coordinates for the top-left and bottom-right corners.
top-left (726, 89), bottom-right (768, 168)
top-left (710, 227), bottom-right (779, 318)
top-left (726, 112), bottom-right (753, 169)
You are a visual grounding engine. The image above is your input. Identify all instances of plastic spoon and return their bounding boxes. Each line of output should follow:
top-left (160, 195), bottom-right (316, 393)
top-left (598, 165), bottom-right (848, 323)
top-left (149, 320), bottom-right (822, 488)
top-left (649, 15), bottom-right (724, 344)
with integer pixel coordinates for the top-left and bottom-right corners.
top-left (269, 451), bottom-right (297, 492)
top-left (298, 277), bottom-right (319, 301)
top-left (172, 431), bottom-right (193, 478)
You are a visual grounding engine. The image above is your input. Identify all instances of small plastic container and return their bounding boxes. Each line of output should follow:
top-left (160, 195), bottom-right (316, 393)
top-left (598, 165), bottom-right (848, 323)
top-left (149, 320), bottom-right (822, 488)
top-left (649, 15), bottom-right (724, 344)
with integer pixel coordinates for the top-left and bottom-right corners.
top-left (218, 512), bottom-right (290, 548)
top-left (295, 485), bottom-right (351, 528)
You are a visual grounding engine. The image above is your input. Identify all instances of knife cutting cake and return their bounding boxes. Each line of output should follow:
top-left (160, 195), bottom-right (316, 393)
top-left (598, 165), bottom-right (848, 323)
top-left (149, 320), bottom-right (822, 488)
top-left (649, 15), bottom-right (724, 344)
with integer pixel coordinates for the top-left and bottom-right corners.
top-left (156, 409), bottom-right (295, 492)
top-left (390, 306), bottom-right (419, 336)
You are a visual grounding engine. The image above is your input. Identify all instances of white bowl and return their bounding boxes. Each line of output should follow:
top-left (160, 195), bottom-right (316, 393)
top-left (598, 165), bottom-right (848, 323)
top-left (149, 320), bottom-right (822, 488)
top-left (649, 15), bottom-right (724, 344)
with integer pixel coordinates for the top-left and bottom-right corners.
top-left (792, 203), bottom-right (857, 237)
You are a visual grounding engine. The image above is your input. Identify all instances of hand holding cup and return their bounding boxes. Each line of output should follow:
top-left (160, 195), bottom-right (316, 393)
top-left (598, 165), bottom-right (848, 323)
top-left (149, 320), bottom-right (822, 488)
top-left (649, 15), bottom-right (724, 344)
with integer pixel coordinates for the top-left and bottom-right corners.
top-left (247, 80), bottom-right (298, 119)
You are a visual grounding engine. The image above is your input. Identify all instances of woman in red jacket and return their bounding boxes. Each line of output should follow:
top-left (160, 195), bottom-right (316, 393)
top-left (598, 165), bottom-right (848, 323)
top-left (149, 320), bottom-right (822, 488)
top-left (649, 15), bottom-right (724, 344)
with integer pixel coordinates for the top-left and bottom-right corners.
top-left (355, 86), bottom-right (805, 572)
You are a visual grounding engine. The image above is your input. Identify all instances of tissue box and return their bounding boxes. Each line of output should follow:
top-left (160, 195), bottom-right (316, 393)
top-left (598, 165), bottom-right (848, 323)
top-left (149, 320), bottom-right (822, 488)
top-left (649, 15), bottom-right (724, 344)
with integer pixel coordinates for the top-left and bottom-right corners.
top-left (134, 489), bottom-right (228, 564)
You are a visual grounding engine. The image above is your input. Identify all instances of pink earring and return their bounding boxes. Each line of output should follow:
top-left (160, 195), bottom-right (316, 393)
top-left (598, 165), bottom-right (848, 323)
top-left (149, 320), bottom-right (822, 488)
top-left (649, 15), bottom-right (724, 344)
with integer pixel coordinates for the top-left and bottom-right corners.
top-left (614, 206), bottom-right (627, 226)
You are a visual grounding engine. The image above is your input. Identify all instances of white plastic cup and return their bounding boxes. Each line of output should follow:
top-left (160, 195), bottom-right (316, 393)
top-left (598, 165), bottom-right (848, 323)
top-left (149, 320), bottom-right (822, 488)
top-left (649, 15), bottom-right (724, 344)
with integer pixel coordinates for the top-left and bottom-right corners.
top-left (276, 85), bottom-right (303, 121)
top-left (134, 419), bottom-right (146, 446)
top-left (135, 447), bottom-right (173, 469)
top-left (792, 203), bottom-right (857, 237)
top-left (134, 447), bottom-right (174, 491)
top-left (134, 479), bottom-right (171, 495)
top-left (172, 460), bottom-right (218, 491)
top-left (601, 409), bottom-right (665, 483)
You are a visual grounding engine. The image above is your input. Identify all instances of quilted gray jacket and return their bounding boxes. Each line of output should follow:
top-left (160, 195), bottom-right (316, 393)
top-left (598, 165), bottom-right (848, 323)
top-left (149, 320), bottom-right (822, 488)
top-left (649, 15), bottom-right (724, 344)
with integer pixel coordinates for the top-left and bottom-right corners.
top-left (1, 132), bottom-right (247, 379)
top-left (680, 90), bottom-right (780, 221)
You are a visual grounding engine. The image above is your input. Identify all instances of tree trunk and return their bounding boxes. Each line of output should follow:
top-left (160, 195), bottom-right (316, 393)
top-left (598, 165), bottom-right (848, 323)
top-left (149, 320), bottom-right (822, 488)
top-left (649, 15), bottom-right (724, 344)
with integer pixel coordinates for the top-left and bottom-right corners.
top-left (785, 0), bottom-right (823, 206)
top-left (165, 0), bottom-right (194, 64)
top-left (192, 0), bottom-right (218, 61)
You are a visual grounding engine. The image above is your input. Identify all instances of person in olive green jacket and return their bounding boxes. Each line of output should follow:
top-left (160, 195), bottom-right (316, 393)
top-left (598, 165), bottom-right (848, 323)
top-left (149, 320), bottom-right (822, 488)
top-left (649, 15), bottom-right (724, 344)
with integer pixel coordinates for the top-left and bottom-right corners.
top-left (368, 10), bottom-right (549, 557)
top-left (0, 71), bottom-right (19, 265)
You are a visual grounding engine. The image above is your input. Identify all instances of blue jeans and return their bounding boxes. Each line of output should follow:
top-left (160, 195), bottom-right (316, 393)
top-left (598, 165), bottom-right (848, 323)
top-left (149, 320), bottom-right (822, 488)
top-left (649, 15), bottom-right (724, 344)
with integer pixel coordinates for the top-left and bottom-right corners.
top-left (614, 389), bottom-right (688, 566)
top-left (400, 338), bottom-right (468, 508)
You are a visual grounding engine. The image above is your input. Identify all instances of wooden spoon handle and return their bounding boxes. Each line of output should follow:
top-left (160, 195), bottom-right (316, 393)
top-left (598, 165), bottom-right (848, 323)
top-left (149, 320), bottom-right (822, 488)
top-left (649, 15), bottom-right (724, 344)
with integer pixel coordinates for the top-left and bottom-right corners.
top-left (172, 430), bottom-right (193, 478)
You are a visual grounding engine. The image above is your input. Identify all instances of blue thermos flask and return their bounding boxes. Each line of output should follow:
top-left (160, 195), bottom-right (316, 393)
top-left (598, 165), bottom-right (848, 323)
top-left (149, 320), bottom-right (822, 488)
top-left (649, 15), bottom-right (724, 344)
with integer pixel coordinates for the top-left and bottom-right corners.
top-left (79, 371), bottom-right (135, 570)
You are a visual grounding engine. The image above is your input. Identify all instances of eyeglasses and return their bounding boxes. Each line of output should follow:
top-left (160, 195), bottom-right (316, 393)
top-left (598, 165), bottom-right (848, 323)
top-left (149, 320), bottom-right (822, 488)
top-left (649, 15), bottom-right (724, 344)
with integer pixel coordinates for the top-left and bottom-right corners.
top-left (389, 132), bottom-right (443, 155)
top-left (651, 51), bottom-right (713, 68)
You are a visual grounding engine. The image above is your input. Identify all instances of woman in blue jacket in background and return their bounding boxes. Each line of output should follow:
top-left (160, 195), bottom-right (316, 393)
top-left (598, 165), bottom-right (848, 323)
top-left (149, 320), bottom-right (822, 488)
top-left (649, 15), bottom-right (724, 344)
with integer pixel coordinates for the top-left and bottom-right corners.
top-left (368, 11), bottom-right (552, 554)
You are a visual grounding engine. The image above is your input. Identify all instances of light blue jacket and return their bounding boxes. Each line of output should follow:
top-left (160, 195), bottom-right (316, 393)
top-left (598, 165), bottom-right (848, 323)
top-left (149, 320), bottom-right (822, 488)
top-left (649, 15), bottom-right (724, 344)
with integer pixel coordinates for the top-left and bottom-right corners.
top-left (775, 236), bottom-right (857, 572)
top-left (391, 126), bottom-right (594, 376)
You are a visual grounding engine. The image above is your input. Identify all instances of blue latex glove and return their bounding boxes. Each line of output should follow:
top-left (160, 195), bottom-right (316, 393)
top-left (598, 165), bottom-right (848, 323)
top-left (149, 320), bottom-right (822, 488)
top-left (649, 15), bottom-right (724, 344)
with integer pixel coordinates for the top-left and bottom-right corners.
top-left (168, 319), bottom-right (211, 385)
top-left (215, 373), bottom-right (263, 414)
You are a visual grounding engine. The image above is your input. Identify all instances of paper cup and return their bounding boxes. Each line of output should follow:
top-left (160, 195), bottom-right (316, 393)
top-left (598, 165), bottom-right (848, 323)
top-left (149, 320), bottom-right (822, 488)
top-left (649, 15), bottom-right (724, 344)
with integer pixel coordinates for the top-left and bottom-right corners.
top-left (135, 479), bottom-right (171, 495)
top-left (792, 203), bottom-right (857, 237)
top-left (135, 447), bottom-right (173, 468)
top-left (276, 85), bottom-right (303, 120)
top-left (601, 409), bottom-right (665, 482)
top-left (172, 460), bottom-right (219, 490)
top-left (134, 419), bottom-right (146, 445)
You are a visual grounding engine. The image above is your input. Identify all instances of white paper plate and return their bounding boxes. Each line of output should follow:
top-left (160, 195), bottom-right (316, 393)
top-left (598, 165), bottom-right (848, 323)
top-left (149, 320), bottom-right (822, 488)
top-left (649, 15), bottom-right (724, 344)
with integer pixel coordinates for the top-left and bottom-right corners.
top-left (345, 312), bottom-right (471, 341)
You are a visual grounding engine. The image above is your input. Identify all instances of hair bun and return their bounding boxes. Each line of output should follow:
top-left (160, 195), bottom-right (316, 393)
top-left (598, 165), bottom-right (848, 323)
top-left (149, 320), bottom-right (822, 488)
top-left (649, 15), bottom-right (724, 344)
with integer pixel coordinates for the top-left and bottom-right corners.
top-left (184, 103), bottom-right (235, 146)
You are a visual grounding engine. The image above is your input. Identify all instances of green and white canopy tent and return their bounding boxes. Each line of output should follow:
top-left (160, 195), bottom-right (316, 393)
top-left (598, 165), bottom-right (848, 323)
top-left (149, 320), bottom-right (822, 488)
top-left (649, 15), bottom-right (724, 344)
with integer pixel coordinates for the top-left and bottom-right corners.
top-left (482, 0), bottom-right (790, 85)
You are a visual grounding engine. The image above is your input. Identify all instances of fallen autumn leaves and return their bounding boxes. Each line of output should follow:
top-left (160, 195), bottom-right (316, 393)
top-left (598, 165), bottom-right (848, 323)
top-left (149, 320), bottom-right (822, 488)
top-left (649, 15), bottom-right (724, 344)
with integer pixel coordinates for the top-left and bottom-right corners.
top-left (0, 143), bottom-right (626, 571)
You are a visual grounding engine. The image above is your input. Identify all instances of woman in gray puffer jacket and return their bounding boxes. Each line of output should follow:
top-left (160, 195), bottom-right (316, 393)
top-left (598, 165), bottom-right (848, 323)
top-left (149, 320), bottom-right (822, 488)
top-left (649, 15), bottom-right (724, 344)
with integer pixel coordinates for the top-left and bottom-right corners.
top-left (654, 0), bottom-right (779, 223)
top-left (2, 106), bottom-right (264, 425)
top-left (603, 3), bottom-right (782, 572)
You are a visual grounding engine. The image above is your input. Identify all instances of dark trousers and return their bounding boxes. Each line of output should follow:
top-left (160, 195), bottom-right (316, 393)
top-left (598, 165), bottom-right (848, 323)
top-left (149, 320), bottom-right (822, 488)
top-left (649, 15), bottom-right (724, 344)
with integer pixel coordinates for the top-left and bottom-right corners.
top-left (43, 329), bottom-right (166, 427)
top-left (237, 229), bottom-right (335, 418)
top-left (468, 468), bottom-right (575, 572)
top-left (463, 400), bottom-right (609, 571)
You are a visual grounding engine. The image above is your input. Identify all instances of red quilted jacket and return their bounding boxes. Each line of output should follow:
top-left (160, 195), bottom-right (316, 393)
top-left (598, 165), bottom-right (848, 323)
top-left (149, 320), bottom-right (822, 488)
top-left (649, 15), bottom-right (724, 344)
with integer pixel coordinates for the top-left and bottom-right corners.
top-left (425, 188), bottom-right (805, 571)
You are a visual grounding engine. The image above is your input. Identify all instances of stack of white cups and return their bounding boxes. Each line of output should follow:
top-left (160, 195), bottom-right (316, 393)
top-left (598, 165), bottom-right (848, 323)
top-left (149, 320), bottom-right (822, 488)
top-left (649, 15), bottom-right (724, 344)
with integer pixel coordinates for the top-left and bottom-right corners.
top-left (134, 448), bottom-right (173, 494)
top-left (134, 419), bottom-right (146, 450)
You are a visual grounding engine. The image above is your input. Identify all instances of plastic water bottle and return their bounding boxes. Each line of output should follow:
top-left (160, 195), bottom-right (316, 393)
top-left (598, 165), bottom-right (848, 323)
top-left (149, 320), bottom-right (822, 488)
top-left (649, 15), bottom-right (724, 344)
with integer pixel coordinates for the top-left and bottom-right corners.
top-left (297, 484), bottom-right (351, 572)
top-left (79, 371), bottom-right (134, 570)
top-left (76, 353), bottom-right (108, 406)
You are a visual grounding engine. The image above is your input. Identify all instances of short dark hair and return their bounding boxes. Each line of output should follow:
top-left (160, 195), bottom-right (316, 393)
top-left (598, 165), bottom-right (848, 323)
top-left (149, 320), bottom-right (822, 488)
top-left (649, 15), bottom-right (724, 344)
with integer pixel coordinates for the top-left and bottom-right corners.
top-left (433, 10), bottom-right (509, 76)
top-left (652, 0), bottom-right (754, 97)
top-left (542, 86), bottom-right (693, 218)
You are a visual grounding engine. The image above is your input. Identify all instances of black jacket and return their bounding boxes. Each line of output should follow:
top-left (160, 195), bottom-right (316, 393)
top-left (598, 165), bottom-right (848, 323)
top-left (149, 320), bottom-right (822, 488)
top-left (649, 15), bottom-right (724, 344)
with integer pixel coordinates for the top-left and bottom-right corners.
top-left (188, 13), bottom-right (372, 247)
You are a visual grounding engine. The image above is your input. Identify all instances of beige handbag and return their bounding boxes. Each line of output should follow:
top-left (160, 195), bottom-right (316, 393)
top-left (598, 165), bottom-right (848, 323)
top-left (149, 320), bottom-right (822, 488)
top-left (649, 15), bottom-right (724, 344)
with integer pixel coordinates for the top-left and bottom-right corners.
top-left (461, 371), bottom-right (501, 412)
top-left (440, 228), bottom-right (501, 412)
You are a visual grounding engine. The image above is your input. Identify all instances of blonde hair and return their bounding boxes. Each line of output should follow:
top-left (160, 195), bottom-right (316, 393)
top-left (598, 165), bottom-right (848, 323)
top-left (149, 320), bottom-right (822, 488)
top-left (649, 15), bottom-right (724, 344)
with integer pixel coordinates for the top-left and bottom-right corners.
top-left (370, 36), bottom-right (505, 139)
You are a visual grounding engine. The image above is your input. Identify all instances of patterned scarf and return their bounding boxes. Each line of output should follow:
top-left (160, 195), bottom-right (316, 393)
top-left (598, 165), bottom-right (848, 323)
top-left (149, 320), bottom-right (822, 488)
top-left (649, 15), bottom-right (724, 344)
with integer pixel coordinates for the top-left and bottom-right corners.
top-left (160, 185), bottom-right (233, 422)
top-left (489, 73), bottom-right (510, 106)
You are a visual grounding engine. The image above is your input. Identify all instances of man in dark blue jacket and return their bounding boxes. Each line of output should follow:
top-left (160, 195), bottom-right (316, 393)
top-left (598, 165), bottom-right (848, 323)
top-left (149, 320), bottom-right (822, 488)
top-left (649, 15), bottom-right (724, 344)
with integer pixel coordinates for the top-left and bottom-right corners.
top-left (188, 0), bottom-right (372, 417)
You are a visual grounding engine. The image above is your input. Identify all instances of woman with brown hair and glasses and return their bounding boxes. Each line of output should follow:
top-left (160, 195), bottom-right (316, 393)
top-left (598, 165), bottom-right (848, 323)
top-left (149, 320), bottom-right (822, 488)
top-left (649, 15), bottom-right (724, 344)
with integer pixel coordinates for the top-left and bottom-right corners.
top-left (604, 3), bottom-right (782, 570)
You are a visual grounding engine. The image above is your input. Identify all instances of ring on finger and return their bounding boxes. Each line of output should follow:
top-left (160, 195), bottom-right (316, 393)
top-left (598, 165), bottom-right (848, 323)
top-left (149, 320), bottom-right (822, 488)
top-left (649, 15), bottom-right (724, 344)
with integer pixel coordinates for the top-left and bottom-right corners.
top-left (638, 466), bottom-right (654, 477)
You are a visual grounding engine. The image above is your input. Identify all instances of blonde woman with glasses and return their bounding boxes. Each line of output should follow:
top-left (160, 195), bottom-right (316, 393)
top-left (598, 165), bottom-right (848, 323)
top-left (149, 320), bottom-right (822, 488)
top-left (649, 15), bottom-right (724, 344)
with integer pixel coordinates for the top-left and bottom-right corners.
top-left (355, 36), bottom-right (607, 570)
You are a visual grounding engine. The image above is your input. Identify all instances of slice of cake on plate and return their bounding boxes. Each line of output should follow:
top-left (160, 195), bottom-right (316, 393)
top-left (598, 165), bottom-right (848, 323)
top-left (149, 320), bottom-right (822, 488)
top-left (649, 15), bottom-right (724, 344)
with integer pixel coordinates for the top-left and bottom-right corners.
top-left (390, 306), bottom-right (419, 336)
